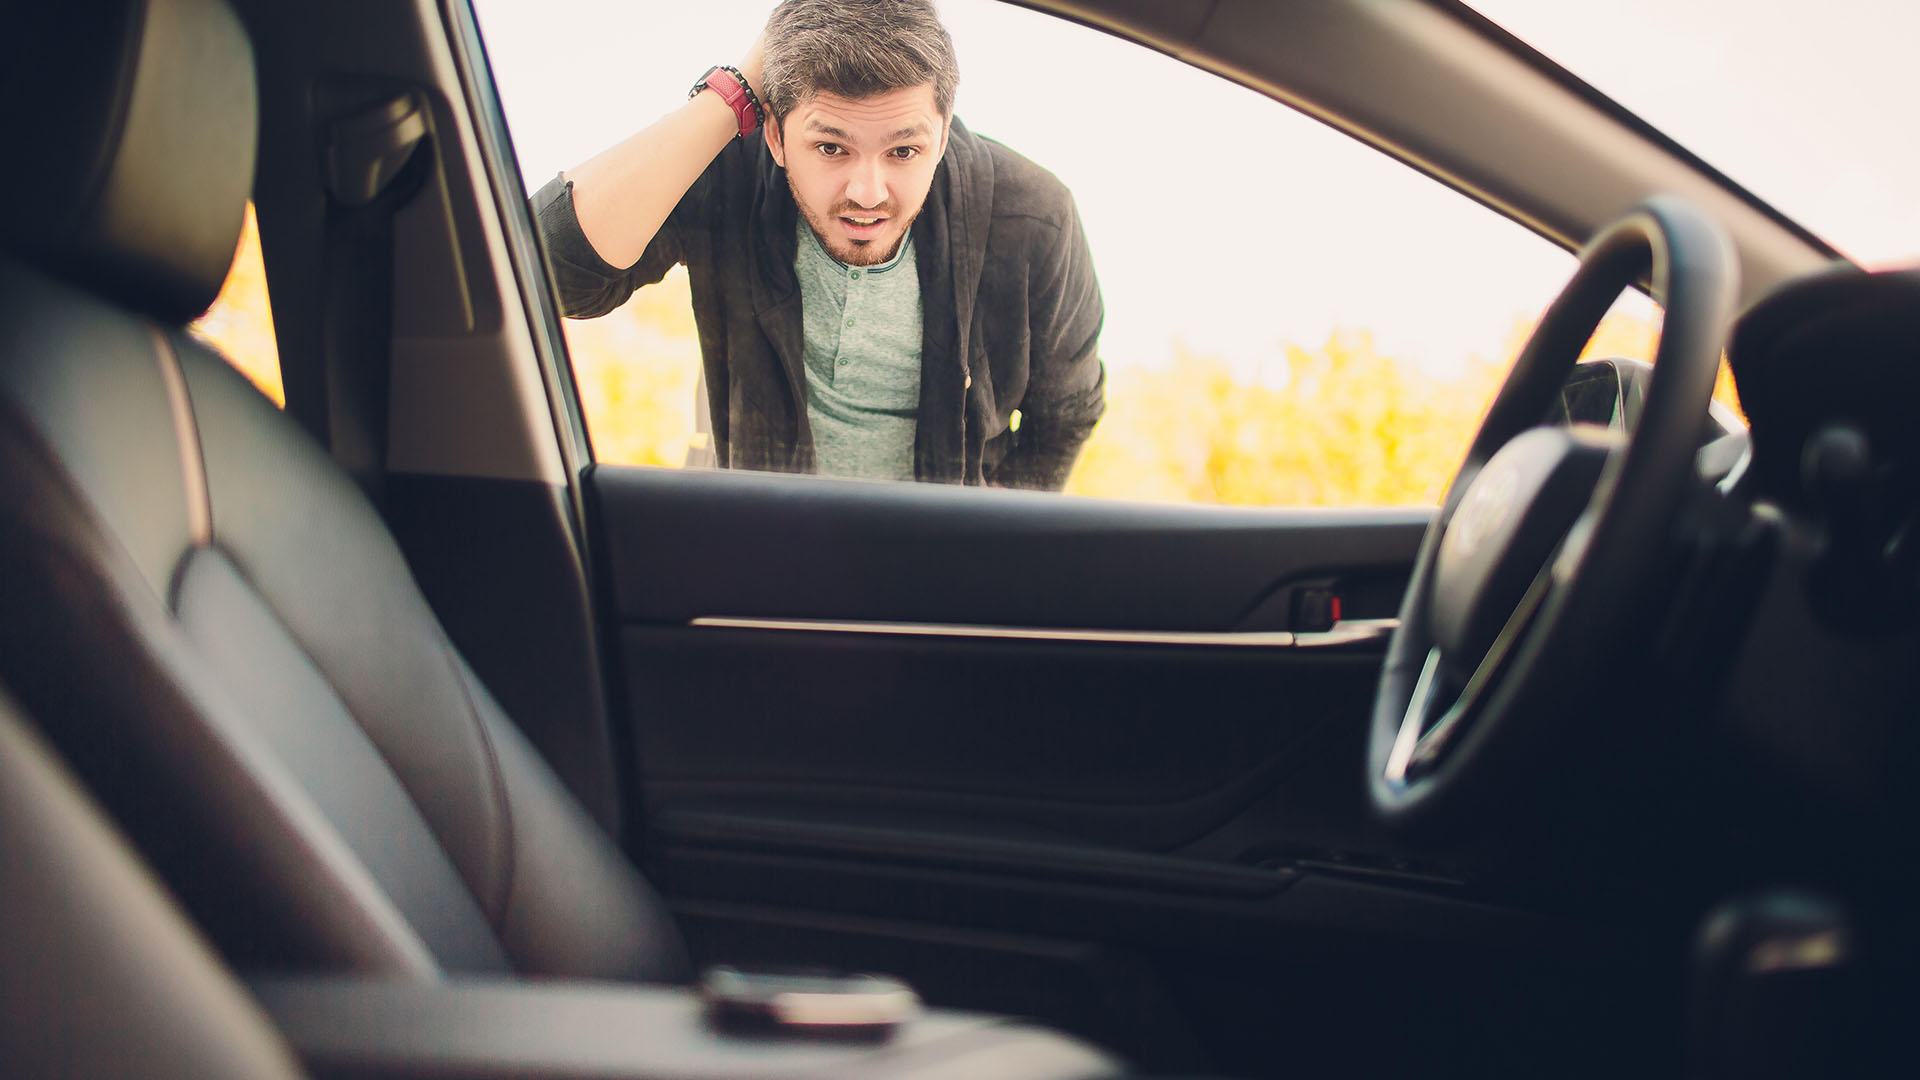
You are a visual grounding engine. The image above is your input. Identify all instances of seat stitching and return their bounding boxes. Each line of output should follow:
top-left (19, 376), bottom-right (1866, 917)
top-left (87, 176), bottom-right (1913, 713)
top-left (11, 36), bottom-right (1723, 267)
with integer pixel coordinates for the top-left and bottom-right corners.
top-left (147, 324), bottom-right (211, 547)
top-left (436, 636), bottom-right (518, 935)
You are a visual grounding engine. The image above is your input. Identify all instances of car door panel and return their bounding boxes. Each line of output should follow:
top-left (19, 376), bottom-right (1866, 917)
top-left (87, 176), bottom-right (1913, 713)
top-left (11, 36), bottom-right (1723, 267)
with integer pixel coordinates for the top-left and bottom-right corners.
top-left (589, 464), bottom-right (1430, 879)
top-left (622, 627), bottom-right (1384, 850)
top-left (577, 440), bottom-right (1660, 1078)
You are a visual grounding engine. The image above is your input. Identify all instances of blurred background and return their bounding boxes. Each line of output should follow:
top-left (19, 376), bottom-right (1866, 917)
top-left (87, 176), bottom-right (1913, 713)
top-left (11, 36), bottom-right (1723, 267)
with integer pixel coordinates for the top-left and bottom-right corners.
top-left (197, 0), bottom-right (1920, 506)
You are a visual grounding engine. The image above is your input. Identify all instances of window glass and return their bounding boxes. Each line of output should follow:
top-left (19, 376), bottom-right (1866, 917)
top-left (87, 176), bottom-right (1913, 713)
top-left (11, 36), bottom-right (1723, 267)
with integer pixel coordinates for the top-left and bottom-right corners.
top-left (478, 0), bottom-right (1705, 505)
top-left (192, 202), bottom-right (284, 406)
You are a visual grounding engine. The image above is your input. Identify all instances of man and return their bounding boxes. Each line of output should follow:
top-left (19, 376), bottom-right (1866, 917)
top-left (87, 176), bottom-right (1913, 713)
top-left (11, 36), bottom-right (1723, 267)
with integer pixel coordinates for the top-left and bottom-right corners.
top-left (532, 0), bottom-right (1105, 488)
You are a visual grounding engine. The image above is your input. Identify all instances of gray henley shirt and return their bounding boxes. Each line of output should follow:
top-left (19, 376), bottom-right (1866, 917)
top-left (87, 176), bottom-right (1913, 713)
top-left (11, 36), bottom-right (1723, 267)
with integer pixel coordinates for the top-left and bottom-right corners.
top-left (795, 217), bottom-right (923, 481)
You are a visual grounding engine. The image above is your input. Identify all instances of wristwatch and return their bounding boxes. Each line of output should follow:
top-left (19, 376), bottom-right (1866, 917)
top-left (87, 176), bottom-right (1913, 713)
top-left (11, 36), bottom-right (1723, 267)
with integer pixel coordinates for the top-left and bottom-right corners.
top-left (690, 65), bottom-right (764, 138)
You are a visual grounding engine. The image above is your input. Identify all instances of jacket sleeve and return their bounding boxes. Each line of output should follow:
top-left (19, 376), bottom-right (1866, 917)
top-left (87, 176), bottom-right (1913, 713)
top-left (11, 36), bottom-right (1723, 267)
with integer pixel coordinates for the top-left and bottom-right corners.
top-left (529, 173), bottom-right (688, 319)
top-left (992, 194), bottom-right (1107, 491)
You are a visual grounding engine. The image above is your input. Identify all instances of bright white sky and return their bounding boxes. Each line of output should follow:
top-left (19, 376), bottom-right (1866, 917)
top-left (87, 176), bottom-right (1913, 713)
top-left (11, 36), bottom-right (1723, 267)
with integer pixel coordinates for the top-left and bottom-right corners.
top-left (473, 0), bottom-right (1916, 380)
top-left (1470, 0), bottom-right (1920, 270)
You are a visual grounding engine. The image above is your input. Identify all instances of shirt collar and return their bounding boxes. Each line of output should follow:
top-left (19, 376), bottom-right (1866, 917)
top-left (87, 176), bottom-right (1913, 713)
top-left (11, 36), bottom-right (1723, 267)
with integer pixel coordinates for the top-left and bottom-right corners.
top-left (800, 215), bottom-right (914, 276)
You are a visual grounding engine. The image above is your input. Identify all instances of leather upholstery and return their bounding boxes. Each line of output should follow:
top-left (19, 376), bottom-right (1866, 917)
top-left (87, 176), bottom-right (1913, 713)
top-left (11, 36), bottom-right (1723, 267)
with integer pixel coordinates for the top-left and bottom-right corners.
top-left (0, 0), bottom-right (255, 323)
top-left (0, 689), bottom-right (306, 1080)
top-left (0, 0), bottom-right (689, 985)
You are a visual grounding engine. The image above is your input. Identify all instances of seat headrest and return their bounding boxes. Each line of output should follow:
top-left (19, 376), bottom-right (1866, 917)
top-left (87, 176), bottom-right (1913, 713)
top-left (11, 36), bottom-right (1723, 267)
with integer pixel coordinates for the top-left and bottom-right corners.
top-left (0, 0), bottom-right (256, 324)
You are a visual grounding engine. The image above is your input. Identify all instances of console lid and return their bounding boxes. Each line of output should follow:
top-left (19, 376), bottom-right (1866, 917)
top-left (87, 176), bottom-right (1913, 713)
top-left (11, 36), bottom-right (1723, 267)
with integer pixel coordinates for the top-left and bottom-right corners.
top-left (249, 975), bottom-right (1123, 1079)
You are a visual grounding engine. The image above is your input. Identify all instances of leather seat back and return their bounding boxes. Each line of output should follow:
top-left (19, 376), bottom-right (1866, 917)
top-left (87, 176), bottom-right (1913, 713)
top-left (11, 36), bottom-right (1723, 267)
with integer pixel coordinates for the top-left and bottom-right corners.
top-left (0, 687), bottom-right (307, 1079)
top-left (0, 0), bottom-right (686, 983)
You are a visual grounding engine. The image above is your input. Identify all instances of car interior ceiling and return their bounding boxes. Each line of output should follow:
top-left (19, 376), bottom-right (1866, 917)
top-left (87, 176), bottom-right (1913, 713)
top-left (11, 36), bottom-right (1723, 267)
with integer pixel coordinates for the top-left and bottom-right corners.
top-left (3, 0), bottom-right (1918, 1079)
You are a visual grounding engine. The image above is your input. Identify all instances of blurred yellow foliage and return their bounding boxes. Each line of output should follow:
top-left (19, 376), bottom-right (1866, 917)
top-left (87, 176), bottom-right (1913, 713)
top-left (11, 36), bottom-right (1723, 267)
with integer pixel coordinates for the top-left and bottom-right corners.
top-left (1066, 334), bottom-right (1506, 506)
top-left (566, 291), bottom-right (1740, 508)
top-left (195, 212), bottom-right (1744, 508)
top-left (193, 204), bottom-right (284, 406)
top-left (563, 268), bottom-right (704, 468)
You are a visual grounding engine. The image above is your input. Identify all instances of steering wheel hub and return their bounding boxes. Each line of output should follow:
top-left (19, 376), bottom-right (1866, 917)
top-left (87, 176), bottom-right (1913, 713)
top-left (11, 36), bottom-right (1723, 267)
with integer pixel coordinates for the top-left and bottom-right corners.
top-left (1432, 426), bottom-right (1616, 666)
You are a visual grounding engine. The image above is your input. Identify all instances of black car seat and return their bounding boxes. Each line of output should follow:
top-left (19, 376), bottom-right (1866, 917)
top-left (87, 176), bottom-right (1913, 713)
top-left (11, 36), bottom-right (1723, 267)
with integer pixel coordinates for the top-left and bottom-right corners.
top-left (0, 685), bottom-right (306, 1080)
top-left (0, 0), bottom-right (689, 984)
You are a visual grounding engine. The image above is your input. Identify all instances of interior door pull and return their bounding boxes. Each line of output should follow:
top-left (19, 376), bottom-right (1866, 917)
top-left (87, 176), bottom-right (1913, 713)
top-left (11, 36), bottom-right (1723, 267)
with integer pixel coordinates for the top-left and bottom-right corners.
top-left (689, 616), bottom-right (1399, 649)
top-left (1288, 618), bottom-right (1401, 648)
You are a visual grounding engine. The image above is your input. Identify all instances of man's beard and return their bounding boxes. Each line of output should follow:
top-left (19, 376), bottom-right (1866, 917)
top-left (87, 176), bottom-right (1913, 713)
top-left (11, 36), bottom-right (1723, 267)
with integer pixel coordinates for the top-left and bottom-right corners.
top-left (790, 176), bottom-right (918, 267)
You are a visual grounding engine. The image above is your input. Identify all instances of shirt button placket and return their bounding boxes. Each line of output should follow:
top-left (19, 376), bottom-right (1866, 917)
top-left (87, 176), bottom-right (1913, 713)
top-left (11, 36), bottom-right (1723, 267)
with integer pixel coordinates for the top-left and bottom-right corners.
top-left (837, 284), bottom-right (851, 369)
top-left (841, 275), bottom-right (857, 369)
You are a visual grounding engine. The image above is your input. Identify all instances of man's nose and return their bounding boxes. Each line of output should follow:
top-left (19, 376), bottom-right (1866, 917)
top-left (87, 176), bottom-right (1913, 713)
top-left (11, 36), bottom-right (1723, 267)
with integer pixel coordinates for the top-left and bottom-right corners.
top-left (845, 158), bottom-right (886, 209)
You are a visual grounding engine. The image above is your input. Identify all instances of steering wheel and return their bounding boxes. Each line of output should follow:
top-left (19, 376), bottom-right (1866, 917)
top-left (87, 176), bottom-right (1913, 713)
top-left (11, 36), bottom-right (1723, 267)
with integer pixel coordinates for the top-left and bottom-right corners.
top-left (1368, 197), bottom-right (1740, 832)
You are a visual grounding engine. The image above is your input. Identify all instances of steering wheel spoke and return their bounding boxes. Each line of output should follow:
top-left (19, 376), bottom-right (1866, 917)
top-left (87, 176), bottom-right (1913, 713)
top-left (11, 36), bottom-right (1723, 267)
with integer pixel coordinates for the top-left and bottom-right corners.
top-left (1383, 648), bottom-right (1444, 785)
top-left (1386, 560), bottom-right (1559, 786)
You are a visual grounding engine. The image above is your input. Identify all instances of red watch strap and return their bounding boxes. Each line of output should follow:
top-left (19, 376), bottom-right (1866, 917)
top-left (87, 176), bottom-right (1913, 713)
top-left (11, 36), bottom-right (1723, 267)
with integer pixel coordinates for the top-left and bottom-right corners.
top-left (693, 65), bottom-right (760, 138)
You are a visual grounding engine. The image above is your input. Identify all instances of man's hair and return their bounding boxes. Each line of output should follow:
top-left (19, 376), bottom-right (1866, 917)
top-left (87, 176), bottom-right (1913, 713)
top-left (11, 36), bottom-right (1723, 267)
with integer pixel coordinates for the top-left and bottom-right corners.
top-left (761, 0), bottom-right (959, 126)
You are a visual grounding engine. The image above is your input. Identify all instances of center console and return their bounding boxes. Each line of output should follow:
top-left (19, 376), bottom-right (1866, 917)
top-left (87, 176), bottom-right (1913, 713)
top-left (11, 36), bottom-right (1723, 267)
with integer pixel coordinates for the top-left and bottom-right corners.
top-left (249, 975), bottom-right (1123, 1079)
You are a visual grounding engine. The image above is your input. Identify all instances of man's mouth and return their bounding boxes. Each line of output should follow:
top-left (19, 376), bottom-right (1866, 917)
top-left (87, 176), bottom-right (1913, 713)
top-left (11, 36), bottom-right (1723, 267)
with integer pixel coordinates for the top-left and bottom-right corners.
top-left (838, 214), bottom-right (888, 237)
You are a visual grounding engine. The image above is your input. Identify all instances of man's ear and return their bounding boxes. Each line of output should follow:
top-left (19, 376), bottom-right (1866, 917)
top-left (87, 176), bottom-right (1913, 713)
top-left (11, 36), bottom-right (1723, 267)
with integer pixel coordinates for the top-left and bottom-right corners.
top-left (934, 117), bottom-right (951, 164)
top-left (764, 116), bottom-right (785, 168)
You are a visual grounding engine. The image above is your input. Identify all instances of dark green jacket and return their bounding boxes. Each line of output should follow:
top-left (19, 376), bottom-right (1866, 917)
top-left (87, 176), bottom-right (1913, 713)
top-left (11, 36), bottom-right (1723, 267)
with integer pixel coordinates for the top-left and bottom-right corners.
top-left (532, 118), bottom-right (1105, 489)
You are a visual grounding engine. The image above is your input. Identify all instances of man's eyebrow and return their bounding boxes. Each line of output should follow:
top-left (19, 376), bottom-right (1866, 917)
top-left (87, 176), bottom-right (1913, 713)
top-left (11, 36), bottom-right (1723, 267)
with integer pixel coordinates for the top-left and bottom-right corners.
top-left (801, 120), bottom-right (929, 143)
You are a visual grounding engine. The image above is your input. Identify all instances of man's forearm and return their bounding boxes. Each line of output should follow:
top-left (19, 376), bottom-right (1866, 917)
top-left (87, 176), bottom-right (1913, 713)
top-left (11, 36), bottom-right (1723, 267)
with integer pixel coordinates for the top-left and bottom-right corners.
top-left (566, 51), bottom-right (764, 270)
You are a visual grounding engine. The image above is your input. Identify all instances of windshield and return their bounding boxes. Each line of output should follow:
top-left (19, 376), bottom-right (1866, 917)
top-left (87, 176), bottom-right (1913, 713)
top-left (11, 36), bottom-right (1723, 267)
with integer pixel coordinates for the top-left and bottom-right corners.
top-left (1469, 0), bottom-right (1920, 269)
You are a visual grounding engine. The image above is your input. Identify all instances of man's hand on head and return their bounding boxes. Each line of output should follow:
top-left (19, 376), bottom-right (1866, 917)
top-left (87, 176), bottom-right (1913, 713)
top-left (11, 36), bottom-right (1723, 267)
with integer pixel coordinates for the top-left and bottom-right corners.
top-left (555, 23), bottom-right (771, 273)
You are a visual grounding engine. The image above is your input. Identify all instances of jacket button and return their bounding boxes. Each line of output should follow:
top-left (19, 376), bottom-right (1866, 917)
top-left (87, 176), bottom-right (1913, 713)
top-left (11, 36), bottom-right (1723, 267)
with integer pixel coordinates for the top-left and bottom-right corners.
top-left (964, 374), bottom-right (973, 389)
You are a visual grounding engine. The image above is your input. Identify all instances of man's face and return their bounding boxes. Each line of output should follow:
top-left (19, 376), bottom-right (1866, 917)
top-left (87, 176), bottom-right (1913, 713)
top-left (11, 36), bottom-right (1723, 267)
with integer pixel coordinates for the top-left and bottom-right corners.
top-left (766, 84), bottom-right (948, 266)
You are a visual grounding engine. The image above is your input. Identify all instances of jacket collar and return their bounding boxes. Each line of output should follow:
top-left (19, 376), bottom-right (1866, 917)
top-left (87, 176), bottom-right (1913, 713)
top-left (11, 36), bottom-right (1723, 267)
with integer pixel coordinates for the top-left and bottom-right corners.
top-left (911, 117), bottom-right (994, 482)
top-left (941, 117), bottom-right (993, 346)
top-left (748, 148), bottom-right (806, 468)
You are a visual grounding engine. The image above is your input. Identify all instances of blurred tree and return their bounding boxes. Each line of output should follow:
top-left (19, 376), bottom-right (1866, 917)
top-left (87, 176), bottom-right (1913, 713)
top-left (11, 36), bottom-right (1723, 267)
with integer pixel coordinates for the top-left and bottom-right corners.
top-left (564, 268), bottom-right (703, 467)
top-left (1065, 331), bottom-right (1505, 506)
top-left (193, 204), bottom-right (284, 406)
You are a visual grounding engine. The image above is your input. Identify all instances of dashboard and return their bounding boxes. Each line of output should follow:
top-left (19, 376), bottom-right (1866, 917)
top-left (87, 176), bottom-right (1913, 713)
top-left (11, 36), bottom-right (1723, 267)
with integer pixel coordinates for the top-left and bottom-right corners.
top-left (1730, 267), bottom-right (1920, 627)
top-left (1705, 266), bottom-right (1920, 889)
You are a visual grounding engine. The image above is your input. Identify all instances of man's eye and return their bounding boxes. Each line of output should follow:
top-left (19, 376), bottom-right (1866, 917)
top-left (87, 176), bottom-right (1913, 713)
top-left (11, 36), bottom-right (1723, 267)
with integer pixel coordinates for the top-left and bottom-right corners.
top-left (816, 143), bottom-right (844, 157)
top-left (890, 147), bottom-right (919, 160)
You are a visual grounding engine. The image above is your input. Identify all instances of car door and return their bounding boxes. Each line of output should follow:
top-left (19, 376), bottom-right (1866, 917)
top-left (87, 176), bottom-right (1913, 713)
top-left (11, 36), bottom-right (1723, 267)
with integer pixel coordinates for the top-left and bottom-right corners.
top-left (324, 0), bottom-right (1775, 1074)
top-left (455, 1), bottom-right (1697, 1074)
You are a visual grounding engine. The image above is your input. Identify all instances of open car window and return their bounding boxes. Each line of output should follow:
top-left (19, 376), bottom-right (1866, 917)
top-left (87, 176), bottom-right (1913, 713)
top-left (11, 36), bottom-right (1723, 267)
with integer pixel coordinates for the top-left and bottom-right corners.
top-left (477, 0), bottom-right (1694, 506)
